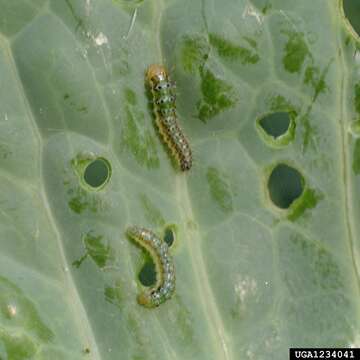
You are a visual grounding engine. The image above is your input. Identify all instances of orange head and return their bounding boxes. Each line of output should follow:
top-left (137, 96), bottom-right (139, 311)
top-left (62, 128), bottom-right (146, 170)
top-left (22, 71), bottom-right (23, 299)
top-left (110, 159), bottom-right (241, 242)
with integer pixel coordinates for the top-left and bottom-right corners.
top-left (146, 64), bottom-right (168, 84)
top-left (137, 292), bottom-right (154, 308)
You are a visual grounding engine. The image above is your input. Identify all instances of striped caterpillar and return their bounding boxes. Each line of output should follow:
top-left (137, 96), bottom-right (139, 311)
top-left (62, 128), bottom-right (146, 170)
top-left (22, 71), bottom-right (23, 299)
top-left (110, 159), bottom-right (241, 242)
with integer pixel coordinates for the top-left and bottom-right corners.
top-left (126, 225), bottom-right (175, 308)
top-left (146, 64), bottom-right (192, 171)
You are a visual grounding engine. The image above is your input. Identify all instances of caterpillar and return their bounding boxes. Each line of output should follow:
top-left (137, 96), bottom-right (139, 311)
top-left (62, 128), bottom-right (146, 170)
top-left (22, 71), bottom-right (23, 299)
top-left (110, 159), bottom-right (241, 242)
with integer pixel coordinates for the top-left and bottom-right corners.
top-left (126, 225), bottom-right (175, 308)
top-left (146, 64), bottom-right (192, 171)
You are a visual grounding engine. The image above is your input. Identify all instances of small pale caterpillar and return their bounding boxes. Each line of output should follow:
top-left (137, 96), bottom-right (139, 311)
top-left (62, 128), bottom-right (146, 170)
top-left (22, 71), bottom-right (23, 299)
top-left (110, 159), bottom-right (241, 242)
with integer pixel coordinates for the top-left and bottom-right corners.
top-left (126, 225), bottom-right (175, 308)
top-left (146, 64), bottom-right (192, 171)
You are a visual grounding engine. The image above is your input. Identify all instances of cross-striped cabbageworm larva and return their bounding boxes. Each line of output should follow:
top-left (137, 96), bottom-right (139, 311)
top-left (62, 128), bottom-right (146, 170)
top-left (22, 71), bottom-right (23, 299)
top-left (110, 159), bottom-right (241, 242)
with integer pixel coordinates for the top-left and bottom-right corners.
top-left (126, 225), bottom-right (175, 308)
top-left (146, 64), bottom-right (192, 171)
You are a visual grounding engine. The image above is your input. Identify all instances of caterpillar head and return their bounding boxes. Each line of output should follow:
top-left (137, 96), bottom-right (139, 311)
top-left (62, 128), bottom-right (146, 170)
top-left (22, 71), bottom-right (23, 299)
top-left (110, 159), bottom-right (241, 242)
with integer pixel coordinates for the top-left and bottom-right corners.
top-left (137, 291), bottom-right (160, 308)
top-left (146, 64), bottom-right (168, 84)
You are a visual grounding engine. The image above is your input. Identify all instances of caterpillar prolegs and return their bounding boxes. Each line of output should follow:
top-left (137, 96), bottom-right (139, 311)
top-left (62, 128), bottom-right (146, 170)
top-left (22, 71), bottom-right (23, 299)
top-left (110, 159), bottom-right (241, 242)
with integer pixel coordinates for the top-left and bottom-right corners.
top-left (146, 64), bottom-right (192, 171)
top-left (126, 226), bottom-right (175, 308)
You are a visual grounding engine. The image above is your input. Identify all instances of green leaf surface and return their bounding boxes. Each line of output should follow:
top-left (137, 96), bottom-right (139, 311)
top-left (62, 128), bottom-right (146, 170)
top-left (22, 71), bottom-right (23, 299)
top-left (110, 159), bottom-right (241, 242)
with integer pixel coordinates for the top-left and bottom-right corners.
top-left (0, 0), bottom-right (359, 359)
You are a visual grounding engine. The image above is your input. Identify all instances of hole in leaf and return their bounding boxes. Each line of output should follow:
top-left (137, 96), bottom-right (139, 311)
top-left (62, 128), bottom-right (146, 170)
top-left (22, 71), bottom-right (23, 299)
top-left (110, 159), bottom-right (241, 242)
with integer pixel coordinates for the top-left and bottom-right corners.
top-left (343, 0), bottom-right (360, 37)
top-left (256, 112), bottom-right (296, 148)
top-left (163, 225), bottom-right (176, 247)
top-left (259, 112), bottom-right (290, 138)
top-left (138, 260), bottom-right (156, 286)
top-left (268, 164), bottom-right (304, 209)
top-left (83, 158), bottom-right (111, 189)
